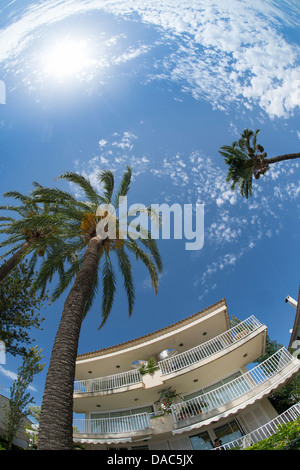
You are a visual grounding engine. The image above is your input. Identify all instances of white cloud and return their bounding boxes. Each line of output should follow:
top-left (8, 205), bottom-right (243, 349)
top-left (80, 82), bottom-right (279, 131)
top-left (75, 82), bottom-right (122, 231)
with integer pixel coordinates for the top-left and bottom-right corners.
top-left (0, 364), bottom-right (17, 381)
top-left (0, 365), bottom-right (37, 392)
top-left (0, 0), bottom-right (299, 118)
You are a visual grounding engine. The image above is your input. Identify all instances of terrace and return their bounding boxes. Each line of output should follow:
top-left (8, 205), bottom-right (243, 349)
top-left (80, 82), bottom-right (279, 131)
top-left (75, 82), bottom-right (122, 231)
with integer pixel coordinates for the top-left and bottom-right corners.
top-left (171, 348), bottom-right (300, 431)
top-left (73, 316), bottom-right (265, 397)
top-left (72, 348), bottom-right (300, 442)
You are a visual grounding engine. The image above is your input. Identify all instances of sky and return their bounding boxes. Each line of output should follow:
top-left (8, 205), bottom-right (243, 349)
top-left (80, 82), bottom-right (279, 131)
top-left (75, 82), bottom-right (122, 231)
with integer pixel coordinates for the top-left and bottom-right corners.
top-left (0, 0), bottom-right (299, 415)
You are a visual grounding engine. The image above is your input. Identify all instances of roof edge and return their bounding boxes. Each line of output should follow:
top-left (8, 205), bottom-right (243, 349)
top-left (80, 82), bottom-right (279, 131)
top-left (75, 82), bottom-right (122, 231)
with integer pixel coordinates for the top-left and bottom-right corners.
top-left (76, 298), bottom-right (228, 361)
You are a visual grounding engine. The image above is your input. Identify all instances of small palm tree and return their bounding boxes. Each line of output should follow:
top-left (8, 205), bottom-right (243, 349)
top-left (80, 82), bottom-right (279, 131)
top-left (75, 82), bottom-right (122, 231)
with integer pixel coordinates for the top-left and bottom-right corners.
top-left (35, 167), bottom-right (163, 450)
top-left (0, 191), bottom-right (65, 284)
top-left (219, 129), bottom-right (300, 198)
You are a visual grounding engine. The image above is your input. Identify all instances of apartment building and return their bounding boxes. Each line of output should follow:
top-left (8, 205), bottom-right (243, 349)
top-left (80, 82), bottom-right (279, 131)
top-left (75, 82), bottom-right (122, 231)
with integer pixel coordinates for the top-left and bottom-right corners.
top-left (72, 298), bottom-right (300, 450)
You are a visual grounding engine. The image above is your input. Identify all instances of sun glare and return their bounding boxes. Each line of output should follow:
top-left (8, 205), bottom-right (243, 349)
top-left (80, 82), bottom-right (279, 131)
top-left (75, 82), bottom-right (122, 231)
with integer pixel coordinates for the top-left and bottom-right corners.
top-left (43, 38), bottom-right (92, 80)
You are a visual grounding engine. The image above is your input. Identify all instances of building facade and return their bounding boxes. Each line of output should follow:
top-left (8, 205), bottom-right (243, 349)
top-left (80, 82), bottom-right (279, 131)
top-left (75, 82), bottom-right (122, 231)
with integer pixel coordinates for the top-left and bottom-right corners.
top-left (72, 299), bottom-right (300, 450)
top-left (0, 394), bottom-right (33, 449)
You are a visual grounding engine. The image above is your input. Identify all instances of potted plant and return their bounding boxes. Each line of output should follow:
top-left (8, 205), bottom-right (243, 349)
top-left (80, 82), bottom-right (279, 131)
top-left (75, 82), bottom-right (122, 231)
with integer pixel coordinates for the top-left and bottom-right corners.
top-left (154, 387), bottom-right (179, 415)
top-left (138, 358), bottom-right (158, 376)
top-left (177, 400), bottom-right (208, 420)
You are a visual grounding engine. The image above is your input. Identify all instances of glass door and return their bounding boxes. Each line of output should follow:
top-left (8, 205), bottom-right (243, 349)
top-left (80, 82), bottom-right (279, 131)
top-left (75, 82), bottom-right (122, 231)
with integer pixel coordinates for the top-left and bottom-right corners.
top-left (189, 431), bottom-right (214, 450)
top-left (213, 420), bottom-right (244, 446)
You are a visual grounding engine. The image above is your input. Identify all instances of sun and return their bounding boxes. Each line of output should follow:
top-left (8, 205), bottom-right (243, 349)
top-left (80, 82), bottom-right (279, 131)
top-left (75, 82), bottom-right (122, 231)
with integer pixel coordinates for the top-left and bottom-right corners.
top-left (43, 38), bottom-right (92, 81)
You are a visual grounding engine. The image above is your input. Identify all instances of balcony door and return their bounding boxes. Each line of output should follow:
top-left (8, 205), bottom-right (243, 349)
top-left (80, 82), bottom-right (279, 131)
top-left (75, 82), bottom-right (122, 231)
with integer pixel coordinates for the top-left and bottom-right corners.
top-left (189, 419), bottom-right (244, 449)
top-left (213, 420), bottom-right (244, 446)
top-left (189, 431), bottom-right (214, 450)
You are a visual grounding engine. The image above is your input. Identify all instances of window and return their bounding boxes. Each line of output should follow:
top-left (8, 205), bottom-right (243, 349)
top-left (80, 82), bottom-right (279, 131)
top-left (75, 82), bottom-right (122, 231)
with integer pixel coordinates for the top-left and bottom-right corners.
top-left (213, 420), bottom-right (244, 445)
top-left (184, 371), bottom-right (243, 402)
top-left (91, 404), bottom-right (153, 420)
top-left (90, 405), bottom-right (153, 434)
top-left (189, 431), bottom-right (214, 450)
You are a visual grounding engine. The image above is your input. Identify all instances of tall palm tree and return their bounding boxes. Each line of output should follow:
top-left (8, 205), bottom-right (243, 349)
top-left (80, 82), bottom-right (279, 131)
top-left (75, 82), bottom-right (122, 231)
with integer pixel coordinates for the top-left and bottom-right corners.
top-left (35, 167), bottom-right (163, 450)
top-left (219, 129), bottom-right (300, 198)
top-left (0, 191), bottom-right (64, 284)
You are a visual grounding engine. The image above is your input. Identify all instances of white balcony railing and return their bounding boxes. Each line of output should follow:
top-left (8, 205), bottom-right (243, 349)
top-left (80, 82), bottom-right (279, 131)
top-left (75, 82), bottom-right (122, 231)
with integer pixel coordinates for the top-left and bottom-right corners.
top-left (213, 402), bottom-right (300, 450)
top-left (159, 316), bottom-right (263, 375)
top-left (171, 348), bottom-right (299, 426)
top-left (74, 368), bottom-right (142, 394)
top-left (73, 412), bottom-right (152, 435)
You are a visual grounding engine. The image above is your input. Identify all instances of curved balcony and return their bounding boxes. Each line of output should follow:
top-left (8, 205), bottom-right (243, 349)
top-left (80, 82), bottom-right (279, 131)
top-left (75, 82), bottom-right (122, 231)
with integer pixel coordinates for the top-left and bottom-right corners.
top-left (158, 316), bottom-right (263, 375)
top-left (73, 316), bottom-right (265, 398)
top-left (74, 368), bottom-right (142, 395)
top-left (171, 348), bottom-right (300, 431)
top-left (73, 412), bottom-right (152, 443)
top-left (213, 402), bottom-right (300, 450)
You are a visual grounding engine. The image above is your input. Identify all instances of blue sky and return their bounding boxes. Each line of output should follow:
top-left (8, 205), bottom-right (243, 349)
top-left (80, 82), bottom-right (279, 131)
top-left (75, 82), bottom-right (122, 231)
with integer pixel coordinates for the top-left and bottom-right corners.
top-left (0, 0), bottom-right (299, 412)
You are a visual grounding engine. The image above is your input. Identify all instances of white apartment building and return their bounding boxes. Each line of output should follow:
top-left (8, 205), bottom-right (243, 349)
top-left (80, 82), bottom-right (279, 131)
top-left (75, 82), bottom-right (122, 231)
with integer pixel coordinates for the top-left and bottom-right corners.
top-left (72, 298), bottom-right (300, 450)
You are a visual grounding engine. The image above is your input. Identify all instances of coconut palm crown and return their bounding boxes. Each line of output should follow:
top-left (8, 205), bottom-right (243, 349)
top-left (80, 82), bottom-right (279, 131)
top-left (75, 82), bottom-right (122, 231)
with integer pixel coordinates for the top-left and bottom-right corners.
top-left (0, 190), bottom-right (67, 285)
top-left (33, 166), bottom-right (163, 327)
top-left (35, 167), bottom-right (163, 450)
top-left (219, 128), bottom-right (300, 198)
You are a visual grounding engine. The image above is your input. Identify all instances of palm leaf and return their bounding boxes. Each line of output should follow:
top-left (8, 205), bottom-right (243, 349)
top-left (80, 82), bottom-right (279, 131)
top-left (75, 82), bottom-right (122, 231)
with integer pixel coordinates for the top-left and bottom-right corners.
top-left (99, 255), bottom-right (117, 329)
top-left (57, 172), bottom-right (100, 206)
top-left (114, 247), bottom-right (135, 317)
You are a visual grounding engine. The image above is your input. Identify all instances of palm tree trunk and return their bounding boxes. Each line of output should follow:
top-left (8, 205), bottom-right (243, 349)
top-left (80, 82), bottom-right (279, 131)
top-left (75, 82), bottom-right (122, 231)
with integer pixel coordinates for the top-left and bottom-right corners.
top-left (0, 240), bottom-right (32, 282)
top-left (266, 153), bottom-right (300, 165)
top-left (37, 236), bottom-right (102, 450)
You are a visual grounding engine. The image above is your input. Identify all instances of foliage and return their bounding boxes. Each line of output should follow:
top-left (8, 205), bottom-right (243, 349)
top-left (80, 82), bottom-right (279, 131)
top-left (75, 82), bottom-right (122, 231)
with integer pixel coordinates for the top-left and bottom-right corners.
top-left (268, 374), bottom-right (300, 415)
top-left (219, 129), bottom-right (264, 198)
top-left (138, 358), bottom-right (159, 375)
top-left (154, 387), bottom-right (179, 414)
top-left (36, 168), bottom-right (163, 449)
top-left (255, 336), bottom-right (283, 364)
top-left (0, 261), bottom-right (49, 357)
top-left (32, 167), bottom-right (163, 328)
top-left (0, 190), bottom-right (67, 287)
top-left (231, 315), bottom-right (299, 415)
top-left (219, 128), bottom-right (300, 198)
top-left (245, 418), bottom-right (300, 450)
top-left (2, 346), bottom-right (45, 450)
top-left (0, 435), bottom-right (24, 451)
top-left (180, 400), bottom-right (208, 417)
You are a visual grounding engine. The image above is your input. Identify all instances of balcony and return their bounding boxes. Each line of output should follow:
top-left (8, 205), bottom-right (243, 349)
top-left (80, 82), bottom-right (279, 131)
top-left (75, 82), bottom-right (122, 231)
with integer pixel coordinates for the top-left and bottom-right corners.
top-left (171, 348), bottom-right (300, 430)
top-left (74, 368), bottom-right (142, 395)
top-left (159, 316), bottom-right (263, 375)
top-left (213, 402), bottom-right (300, 450)
top-left (74, 316), bottom-right (265, 400)
top-left (73, 412), bottom-right (152, 442)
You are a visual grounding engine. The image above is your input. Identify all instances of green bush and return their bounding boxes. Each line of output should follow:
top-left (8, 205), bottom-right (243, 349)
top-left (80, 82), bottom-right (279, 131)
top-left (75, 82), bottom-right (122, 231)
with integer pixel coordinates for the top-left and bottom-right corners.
top-left (246, 418), bottom-right (300, 450)
top-left (0, 435), bottom-right (24, 450)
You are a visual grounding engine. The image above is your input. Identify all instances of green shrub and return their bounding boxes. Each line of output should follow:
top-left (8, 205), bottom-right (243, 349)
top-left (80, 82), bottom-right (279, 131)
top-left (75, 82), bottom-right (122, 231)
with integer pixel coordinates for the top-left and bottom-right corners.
top-left (246, 418), bottom-right (300, 450)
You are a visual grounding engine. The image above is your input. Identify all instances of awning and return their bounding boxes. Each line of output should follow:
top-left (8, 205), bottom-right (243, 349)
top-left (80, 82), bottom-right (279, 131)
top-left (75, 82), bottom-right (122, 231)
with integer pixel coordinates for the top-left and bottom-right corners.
top-left (173, 359), bottom-right (300, 435)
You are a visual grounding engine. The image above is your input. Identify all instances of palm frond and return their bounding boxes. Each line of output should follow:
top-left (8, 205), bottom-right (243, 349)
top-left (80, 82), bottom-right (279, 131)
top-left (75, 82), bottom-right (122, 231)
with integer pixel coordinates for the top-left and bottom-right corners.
top-left (99, 170), bottom-right (115, 203)
top-left (99, 255), bottom-right (117, 329)
top-left (114, 166), bottom-right (132, 206)
top-left (114, 247), bottom-right (135, 317)
top-left (125, 240), bottom-right (159, 294)
top-left (57, 172), bottom-right (100, 206)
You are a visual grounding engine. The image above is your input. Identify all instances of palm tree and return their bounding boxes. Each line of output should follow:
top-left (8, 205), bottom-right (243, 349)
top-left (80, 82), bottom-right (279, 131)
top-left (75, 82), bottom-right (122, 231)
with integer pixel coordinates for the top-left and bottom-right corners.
top-left (35, 167), bottom-right (163, 450)
top-left (219, 129), bottom-right (300, 198)
top-left (0, 191), bottom-right (64, 284)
